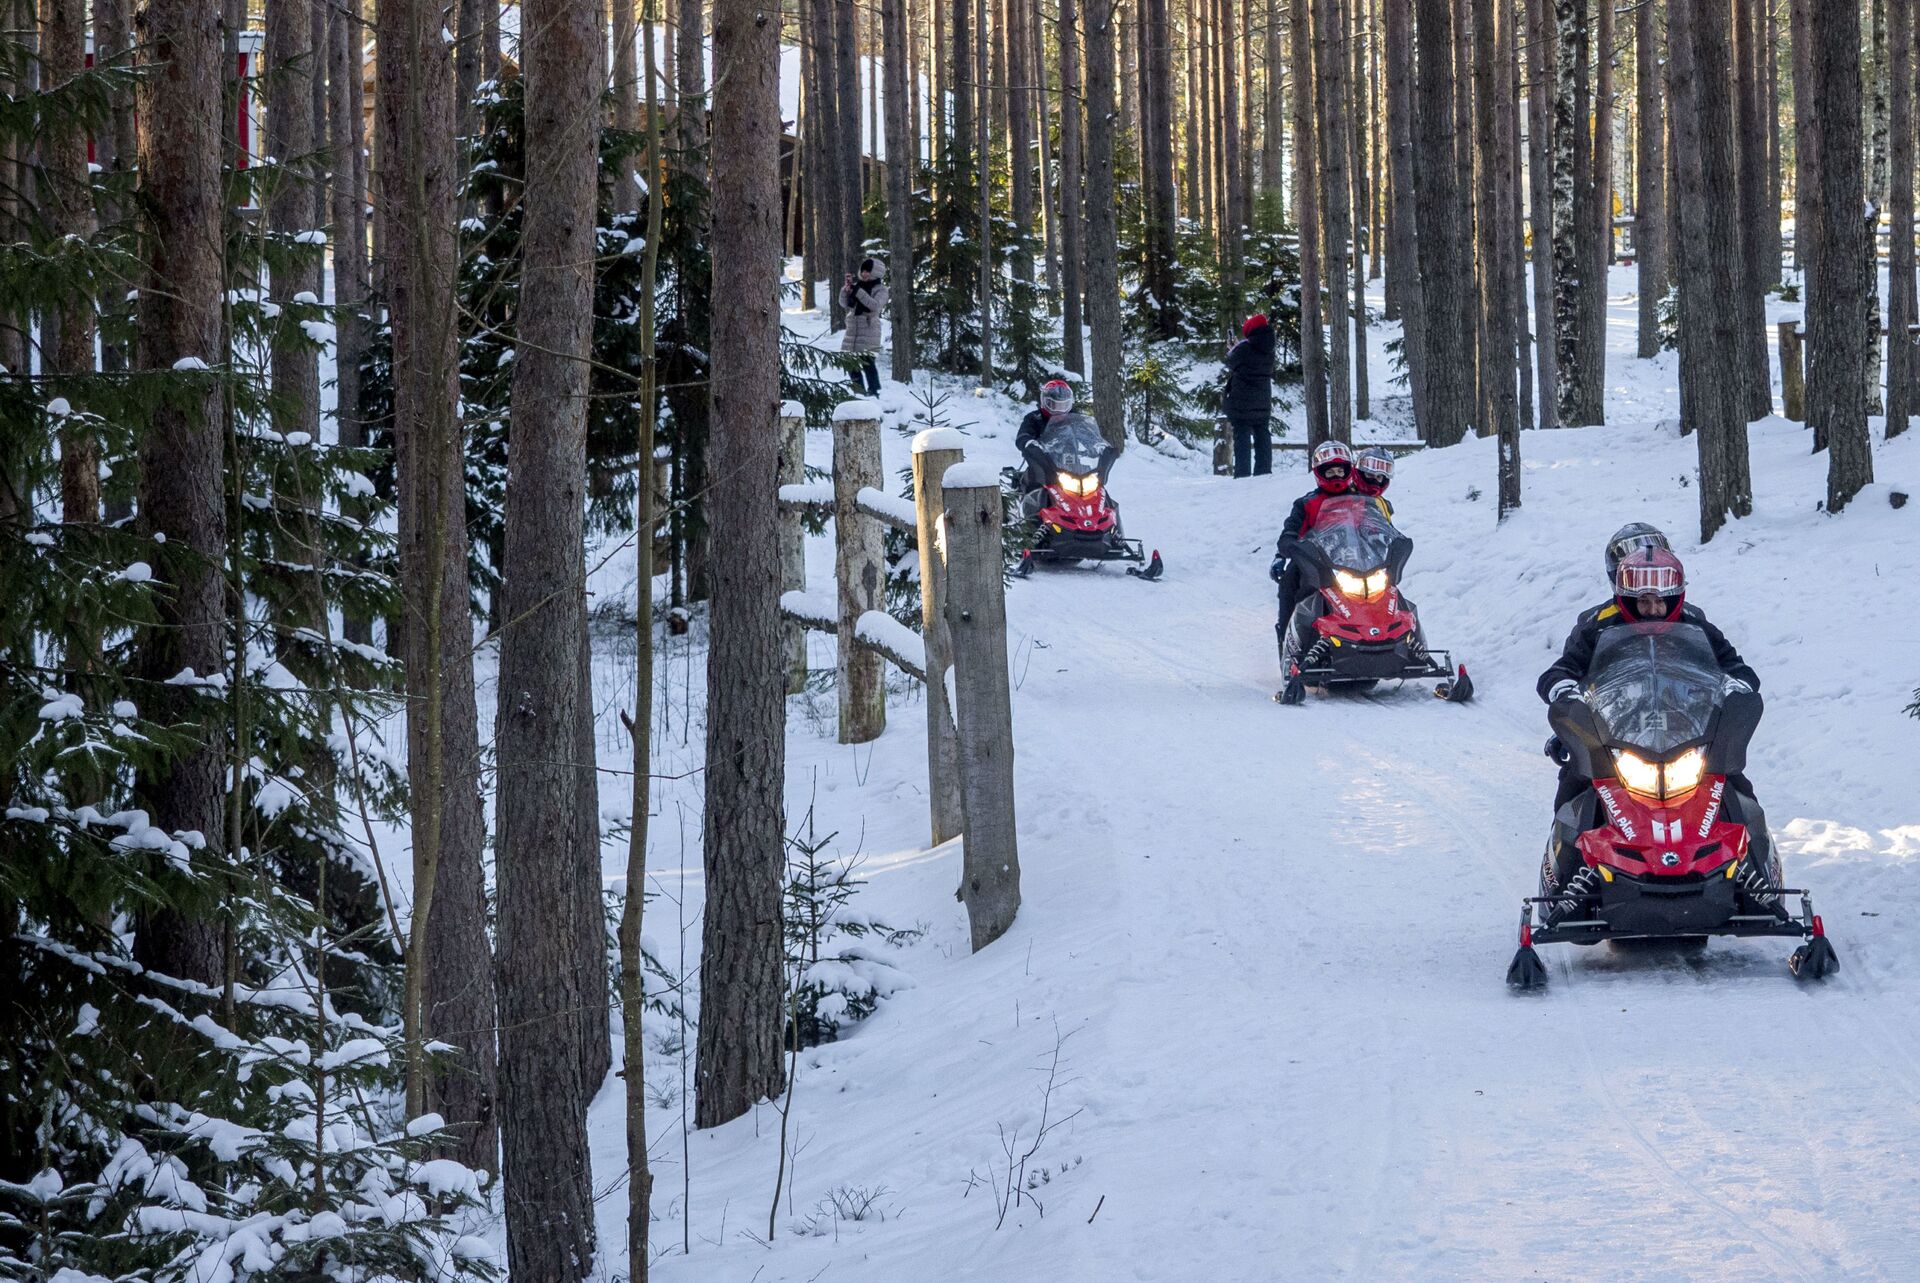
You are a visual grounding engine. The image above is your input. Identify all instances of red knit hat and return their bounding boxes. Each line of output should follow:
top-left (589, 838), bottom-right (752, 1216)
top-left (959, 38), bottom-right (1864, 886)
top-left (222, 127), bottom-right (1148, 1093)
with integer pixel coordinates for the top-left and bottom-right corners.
top-left (1242, 313), bottom-right (1268, 337)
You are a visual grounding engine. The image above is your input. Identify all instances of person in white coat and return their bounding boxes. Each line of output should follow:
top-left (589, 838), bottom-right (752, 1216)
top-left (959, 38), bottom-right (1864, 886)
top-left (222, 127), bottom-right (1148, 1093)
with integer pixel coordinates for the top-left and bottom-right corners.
top-left (839, 257), bottom-right (888, 394)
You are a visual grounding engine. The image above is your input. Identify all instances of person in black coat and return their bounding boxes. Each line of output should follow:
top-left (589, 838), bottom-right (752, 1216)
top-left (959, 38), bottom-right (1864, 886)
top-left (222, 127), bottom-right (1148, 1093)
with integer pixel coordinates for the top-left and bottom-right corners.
top-left (1222, 314), bottom-right (1277, 478)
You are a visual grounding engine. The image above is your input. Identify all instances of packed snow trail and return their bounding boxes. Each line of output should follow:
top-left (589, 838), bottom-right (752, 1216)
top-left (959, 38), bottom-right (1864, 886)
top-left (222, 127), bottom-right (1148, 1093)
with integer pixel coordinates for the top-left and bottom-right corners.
top-left (608, 407), bottom-right (1920, 1283)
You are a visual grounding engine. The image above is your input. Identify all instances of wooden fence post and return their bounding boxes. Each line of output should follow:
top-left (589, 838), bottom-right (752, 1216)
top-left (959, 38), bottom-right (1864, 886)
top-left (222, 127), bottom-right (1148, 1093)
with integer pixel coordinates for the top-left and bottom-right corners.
top-left (833, 400), bottom-right (886, 744)
top-left (778, 401), bottom-right (808, 693)
top-left (1778, 321), bottom-right (1805, 422)
top-left (912, 429), bottom-right (967, 847)
top-left (941, 464), bottom-right (1020, 951)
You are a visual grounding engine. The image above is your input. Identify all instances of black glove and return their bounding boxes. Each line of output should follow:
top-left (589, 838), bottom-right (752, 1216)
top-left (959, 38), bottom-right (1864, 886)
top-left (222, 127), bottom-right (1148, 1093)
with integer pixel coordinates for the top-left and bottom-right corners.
top-left (1543, 735), bottom-right (1571, 766)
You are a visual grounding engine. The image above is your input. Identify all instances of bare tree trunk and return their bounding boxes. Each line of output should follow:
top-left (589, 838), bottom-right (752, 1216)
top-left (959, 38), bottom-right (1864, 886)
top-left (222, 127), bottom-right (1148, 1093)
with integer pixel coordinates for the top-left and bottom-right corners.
top-left (1346, 0), bottom-right (1369, 417)
top-left (811, 0), bottom-right (849, 325)
top-left (611, 0), bottom-right (641, 211)
top-left (1035, 0), bottom-right (1062, 308)
top-left (1765, 0), bottom-right (1782, 279)
top-left (1415, 0), bottom-right (1472, 444)
top-left (131, 0), bottom-right (225, 990)
top-left (1790, 0), bottom-right (1816, 281)
top-left (1263, 0), bottom-right (1285, 199)
top-left (1313, 0), bottom-right (1352, 437)
top-left (696, 0), bottom-right (790, 1128)
top-left (333, 0), bottom-right (374, 646)
top-left (1221, 0), bottom-right (1245, 321)
top-left (1084, 0), bottom-right (1126, 443)
top-left (457, 0), bottom-right (485, 139)
top-left (1384, 0), bottom-right (1426, 418)
top-left (1872, 0), bottom-right (1891, 212)
top-left (1527, 0), bottom-right (1559, 425)
top-left (1734, 0), bottom-right (1772, 416)
top-left (1059, 0), bottom-right (1088, 370)
top-left (1143, 0), bottom-right (1179, 332)
top-left (1453, 0), bottom-right (1478, 421)
top-left (268, 0), bottom-right (321, 450)
top-left (44, 0), bottom-right (97, 523)
top-left (1806, 0), bottom-right (1874, 505)
top-left (378, 0), bottom-right (500, 1168)
top-left (0, 0), bottom-right (24, 379)
top-left (1576, 0), bottom-right (1611, 420)
top-left (1551, 0), bottom-right (1586, 425)
top-left (1293, 0), bottom-right (1329, 442)
top-left (1508, 0), bottom-right (1534, 434)
top-left (1477, 0), bottom-right (1519, 500)
top-left (679, 0), bottom-right (708, 183)
top-left (977, 0), bottom-right (994, 384)
top-left (885, 0), bottom-right (917, 373)
top-left (1669, 0), bottom-right (1754, 540)
top-left (1009, 0), bottom-right (1035, 278)
top-left (1635, 0), bottom-right (1669, 359)
top-left (1890, 0), bottom-right (1915, 437)
top-left (840, 0), bottom-right (866, 279)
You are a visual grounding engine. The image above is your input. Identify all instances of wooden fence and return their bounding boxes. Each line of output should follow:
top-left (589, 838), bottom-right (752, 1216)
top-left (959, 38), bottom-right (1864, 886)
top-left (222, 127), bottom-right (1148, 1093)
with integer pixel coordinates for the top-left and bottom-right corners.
top-left (776, 402), bottom-right (1021, 951)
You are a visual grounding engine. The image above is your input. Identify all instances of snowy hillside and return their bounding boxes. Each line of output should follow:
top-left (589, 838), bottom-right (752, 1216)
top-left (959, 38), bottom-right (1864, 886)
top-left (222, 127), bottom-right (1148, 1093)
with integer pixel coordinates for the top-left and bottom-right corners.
top-left (545, 286), bottom-right (1920, 1281)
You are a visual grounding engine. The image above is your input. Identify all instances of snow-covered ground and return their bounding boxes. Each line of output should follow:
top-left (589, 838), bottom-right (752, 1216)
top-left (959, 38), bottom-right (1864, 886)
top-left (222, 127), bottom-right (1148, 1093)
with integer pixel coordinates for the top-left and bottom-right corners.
top-left (496, 271), bottom-right (1920, 1281)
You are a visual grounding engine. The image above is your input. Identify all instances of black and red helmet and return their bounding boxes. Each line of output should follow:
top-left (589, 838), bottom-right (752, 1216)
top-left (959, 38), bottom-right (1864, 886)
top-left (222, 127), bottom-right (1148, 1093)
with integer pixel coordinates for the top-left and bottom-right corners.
top-left (1039, 379), bottom-right (1075, 417)
top-left (1615, 547), bottom-right (1686, 622)
top-left (1353, 449), bottom-right (1394, 496)
top-left (1311, 440), bottom-right (1354, 493)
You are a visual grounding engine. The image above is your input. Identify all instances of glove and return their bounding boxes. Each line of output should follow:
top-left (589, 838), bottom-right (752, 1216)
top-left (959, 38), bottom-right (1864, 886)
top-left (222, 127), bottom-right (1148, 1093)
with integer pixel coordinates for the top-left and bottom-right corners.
top-left (1722, 675), bottom-right (1754, 696)
top-left (1269, 556), bottom-right (1289, 583)
top-left (1547, 678), bottom-right (1582, 704)
top-left (1543, 735), bottom-right (1571, 765)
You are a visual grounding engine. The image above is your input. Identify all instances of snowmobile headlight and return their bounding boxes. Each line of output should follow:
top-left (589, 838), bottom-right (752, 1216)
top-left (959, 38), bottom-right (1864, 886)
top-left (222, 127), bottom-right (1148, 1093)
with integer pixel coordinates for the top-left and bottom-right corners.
top-left (1366, 570), bottom-right (1390, 598)
top-left (1333, 569), bottom-right (1368, 597)
top-left (1058, 472), bottom-right (1099, 497)
top-left (1614, 749), bottom-right (1663, 798)
top-left (1663, 748), bottom-right (1706, 797)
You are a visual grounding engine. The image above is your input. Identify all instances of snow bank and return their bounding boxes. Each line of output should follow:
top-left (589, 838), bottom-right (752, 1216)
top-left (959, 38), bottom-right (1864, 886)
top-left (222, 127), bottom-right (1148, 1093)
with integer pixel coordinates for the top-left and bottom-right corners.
top-left (912, 425), bottom-right (970, 454)
top-left (855, 611), bottom-right (925, 677)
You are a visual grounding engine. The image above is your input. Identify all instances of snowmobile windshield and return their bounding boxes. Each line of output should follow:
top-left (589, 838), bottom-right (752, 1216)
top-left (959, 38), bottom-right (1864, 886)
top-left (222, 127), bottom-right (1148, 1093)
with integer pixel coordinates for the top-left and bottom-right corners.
top-left (1585, 623), bottom-right (1726, 756)
top-left (1305, 495), bottom-right (1401, 572)
top-left (1036, 414), bottom-right (1111, 476)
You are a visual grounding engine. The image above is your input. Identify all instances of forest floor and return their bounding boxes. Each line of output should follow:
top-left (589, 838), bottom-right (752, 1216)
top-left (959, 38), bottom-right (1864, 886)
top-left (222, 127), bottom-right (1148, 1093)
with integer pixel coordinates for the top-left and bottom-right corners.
top-left (454, 270), bottom-right (1920, 1281)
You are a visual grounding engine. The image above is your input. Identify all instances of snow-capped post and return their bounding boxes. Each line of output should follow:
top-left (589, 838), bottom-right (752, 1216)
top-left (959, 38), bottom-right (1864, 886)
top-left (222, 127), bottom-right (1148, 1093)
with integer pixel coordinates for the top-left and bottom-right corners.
top-left (1779, 321), bottom-right (1805, 421)
top-left (940, 461), bottom-right (1021, 951)
top-left (778, 401), bottom-right (808, 693)
top-left (912, 427), bottom-right (968, 847)
top-left (833, 399), bottom-right (887, 743)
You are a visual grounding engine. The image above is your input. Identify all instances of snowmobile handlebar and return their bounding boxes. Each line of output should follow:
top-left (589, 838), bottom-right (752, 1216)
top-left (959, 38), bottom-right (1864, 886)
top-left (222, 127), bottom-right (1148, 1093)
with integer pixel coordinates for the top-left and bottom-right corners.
top-left (1547, 686), bottom-right (1764, 780)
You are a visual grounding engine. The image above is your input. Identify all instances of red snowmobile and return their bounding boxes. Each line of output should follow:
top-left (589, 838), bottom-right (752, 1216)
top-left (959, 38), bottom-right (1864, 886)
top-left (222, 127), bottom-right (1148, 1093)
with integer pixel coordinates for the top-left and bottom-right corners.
top-left (1506, 622), bottom-right (1838, 988)
top-left (1276, 495), bottom-right (1471, 703)
top-left (1013, 413), bottom-right (1163, 580)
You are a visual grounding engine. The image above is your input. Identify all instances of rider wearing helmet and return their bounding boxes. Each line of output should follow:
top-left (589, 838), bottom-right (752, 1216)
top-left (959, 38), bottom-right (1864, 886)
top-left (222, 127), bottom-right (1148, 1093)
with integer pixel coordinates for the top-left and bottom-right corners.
top-left (1602, 521), bottom-right (1670, 583)
top-left (1017, 379), bottom-right (1078, 493)
top-left (1351, 448), bottom-right (1396, 514)
top-left (1537, 548), bottom-right (1758, 807)
top-left (1269, 442), bottom-right (1381, 652)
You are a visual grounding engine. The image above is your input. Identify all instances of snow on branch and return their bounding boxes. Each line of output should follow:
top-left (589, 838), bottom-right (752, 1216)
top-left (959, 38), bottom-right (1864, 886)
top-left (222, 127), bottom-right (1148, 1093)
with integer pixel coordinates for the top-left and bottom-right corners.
top-left (855, 486), bottom-right (918, 531)
top-left (855, 611), bottom-right (926, 681)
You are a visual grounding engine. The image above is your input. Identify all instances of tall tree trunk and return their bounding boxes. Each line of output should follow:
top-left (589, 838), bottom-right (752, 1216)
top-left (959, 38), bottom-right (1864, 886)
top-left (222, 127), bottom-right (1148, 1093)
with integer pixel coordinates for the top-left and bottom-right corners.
top-left (1635, 0), bottom-right (1669, 359)
top-left (1551, 0), bottom-right (1587, 425)
top-left (1313, 0), bottom-right (1353, 437)
top-left (611, 0), bottom-right (641, 211)
top-left (839, 0), bottom-right (866, 275)
top-left (1221, 0), bottom-right (1244, 323)
top-left (1452, 0), bottom-right (1477, 421)
top-left (1263, 0), bottom-right (1285, 199)
top-left (1764, 0), bottom-right (1782, 279)
top-left (1734, 0), bottom-right (1771, 416)
top-left (1143, 0), bottom-right (1179, 332)
top-left (679, 0), bottom-right (709, 184)
top-left (1346, 0), bottom-right (1369, 417)
top-left (1670, 0), bottom-right (1755, 539)
top-left (1507, 0), bottom-right (1534, 435)
top-left (1009, 0), bottom-right (1035, 281)
top-left (1807, 0), bottom-right (1874, 505)
top-left (1526, 0), bottom-right (1559, 425)
top-left (377, 0), bottom-right (500, 1167)
top-left (131, 0), bottom-right (225, 990)
top-left (1872, 0), bottom-right (1891, 211)
top-left (1790, 0), bottom-right (1817, 281)
top-left (268, 0), bottom-right (321, 449)
top-left (1084, 0), bottom-right (1126, 443)
top-left (885, 0), bottom-right (917, 373)
top-left (333, 0), bottom-right (374, 646)
top-left (1415, 0), bottom-right (1472, 443)
top-left (1060, 0), bottom-right (1088, 371)
top-left (1478, 0), bottom-right (1519, 506)
top-left (811, 0), bottom-right (848, 325)
top-left (1292, 0), bottom-right (1329, 442)
top-left (496, 0), bottom-right (605, 1266)
top-left (1575, 0), bottom-right (1611, 421)
top-left (1889, 0), bottom-right (1915, 436)
top-left (977, 0), bottom-right (994, 384)
top-left (1384, 0), bottom-right (1425, 416)
top-left (1035, 0), bottom-right (1062, 308)
top-left (697, 0), bottom-right (790, 1127)
top-left (45, 0), bottom-right (97, 523)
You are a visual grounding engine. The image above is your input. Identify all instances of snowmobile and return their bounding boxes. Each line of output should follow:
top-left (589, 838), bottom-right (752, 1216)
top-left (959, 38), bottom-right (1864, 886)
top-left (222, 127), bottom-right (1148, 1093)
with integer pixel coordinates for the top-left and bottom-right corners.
top-left (1506, 622), bottom-right (1838, 989)
top-left (1275, 495), bottom-right (1471, 703)
top-left (1011, 413), bottom-right (1164, 580)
